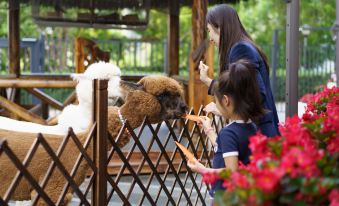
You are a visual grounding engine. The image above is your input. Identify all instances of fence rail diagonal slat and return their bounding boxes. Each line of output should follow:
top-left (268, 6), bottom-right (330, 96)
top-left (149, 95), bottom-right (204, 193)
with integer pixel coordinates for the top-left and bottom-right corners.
top-left (108, 120), bottom-right (149, 199)
top-left (57, 126), bottom-right (97, 205)
top-left (30, 132), bottom-right (71, 205)
top-left (0, 197), bottom-right (8, 206)
top-left (139, 118), bottom-right (186, 204)
top-left (161, 120), bottom-right (195, 205)
top-left (184, 136), bottom-right (205, 201)
top-left (80, 174), bottom-right (95, 206)
top-left (105, 172), bottom-right (131, 206)
top-left (4, 137), bottom-right (40, 202)
top-left (1, 139), bottom-right (55, 205)
top-left (36, 134), bottom-right (90, 206)
top-left (99, 134), bottom-right (132, 205)
top-left (143, 118), bottom-right (194, 205)
top-left (139, 119), bottom-right (178, 204)
top-left (0, 140), bottom-right (9, 206)
top-left (154, 118), bottom-right (192, 203)
top-left (124, 121), bottom-right (177, 206)
top-left (125, 121), bottom-right (162, 200)
top-left (107, 130), bottom-right (156, 205)
top-left (106, 122), bottom-right (149, 201)
top-left (164, 107), bottom-right (207, 206)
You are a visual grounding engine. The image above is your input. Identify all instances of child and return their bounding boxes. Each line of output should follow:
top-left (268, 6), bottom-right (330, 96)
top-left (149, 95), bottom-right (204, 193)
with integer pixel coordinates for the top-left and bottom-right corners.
top-left (187, 59), bottom-right (265, 197)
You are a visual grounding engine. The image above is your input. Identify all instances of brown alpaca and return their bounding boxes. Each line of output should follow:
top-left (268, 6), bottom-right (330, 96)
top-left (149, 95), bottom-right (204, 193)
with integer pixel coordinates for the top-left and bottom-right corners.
top-left (0, 75), bottom-right (187, 205)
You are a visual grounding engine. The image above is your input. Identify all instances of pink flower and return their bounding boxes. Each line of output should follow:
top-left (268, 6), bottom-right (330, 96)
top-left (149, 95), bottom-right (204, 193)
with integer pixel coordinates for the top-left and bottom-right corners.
top-left (249, 132), bottom-right (269, 154)
top-left (253, 169), bottom-right (281, 193)
top-left (232, 172), bottom-right (250, 189)
top-left (222, 179), bottom-right (235, 191)
top-left (202, 171), bottom-right (220, 185)
top-left (300, 93), bottom-right (315, 103)
top-left (329, 189), bottom-right (339, 206)
top-left (280, 148), bottom-right (320, 178)
top-left (327, 137), bottom-right (339, 154)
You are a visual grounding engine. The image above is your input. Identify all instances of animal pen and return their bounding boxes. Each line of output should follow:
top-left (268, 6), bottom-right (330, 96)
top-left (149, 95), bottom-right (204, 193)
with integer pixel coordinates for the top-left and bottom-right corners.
top-left (3, 0), bottom-right (339, 205)
top-left (0, 79), bottom-right (223, 205)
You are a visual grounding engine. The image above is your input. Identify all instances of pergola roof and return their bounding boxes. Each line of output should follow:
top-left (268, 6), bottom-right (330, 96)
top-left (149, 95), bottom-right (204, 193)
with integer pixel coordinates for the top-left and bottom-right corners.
top-left (26, 0), bottom-right (243, 29)
top-left (23, 0), bottom-right (242, 9)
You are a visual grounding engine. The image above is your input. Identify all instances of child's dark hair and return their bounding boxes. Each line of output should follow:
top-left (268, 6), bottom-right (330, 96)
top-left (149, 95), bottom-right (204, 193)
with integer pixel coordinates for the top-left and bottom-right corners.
top-left (213, 59), bottom-right (265, 123)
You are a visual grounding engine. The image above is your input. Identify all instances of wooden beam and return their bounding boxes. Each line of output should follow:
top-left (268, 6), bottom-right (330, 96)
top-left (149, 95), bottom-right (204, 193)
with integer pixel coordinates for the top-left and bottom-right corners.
top-left (168, 0), bottom-right (180, 76)
top-left (0, 79), bottom-right (76, 88)
top-left (25, 88), bottom-right (64, 110)
top-left (0, 95), bottom-right (47, 124)
top-left (8, 0), bottom-right (20, 77)
top-left (189, 0), bottom-right (209, 114)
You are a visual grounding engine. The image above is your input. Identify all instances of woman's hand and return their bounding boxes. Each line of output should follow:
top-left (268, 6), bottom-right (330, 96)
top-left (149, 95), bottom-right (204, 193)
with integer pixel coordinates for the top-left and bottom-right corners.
top-left (203, 102), bottom-right (222, 116)
top-left (187, 158), bottom-right (206, 173)
top-left (199, 61), bottom-right (212, 86)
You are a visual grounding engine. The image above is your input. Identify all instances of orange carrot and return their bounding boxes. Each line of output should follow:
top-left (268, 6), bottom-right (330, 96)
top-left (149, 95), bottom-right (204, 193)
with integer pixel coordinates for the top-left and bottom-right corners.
top-left (183, 114), bottom-right (202, 123)
top-left (175, 141), bottom-right (195, 161)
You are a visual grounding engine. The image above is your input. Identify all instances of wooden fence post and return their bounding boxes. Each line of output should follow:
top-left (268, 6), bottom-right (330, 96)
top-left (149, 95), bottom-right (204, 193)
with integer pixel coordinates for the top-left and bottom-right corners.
top-left (92, 79), bottom-right (108, 206)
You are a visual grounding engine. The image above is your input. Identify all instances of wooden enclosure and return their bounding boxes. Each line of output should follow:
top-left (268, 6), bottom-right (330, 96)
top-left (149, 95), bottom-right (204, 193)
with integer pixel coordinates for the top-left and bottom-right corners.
top-left (0, 79), bottom-right (224, 205)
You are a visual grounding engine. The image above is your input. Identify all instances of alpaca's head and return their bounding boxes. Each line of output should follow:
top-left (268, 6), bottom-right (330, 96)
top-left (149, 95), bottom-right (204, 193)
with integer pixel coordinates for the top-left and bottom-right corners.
top-left (120, 75), bottom-right (188, 121)
top-left (72, 61), bottom-right (123, 106)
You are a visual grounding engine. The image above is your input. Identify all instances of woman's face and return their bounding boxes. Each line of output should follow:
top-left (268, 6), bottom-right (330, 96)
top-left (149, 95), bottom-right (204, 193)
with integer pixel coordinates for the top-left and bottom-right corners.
top-left (207, 23), bottom-right (220, 47)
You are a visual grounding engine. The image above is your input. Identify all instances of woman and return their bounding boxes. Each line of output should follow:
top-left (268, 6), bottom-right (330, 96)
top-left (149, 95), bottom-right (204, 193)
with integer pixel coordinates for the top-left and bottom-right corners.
top-left (200, 4), bottom-right (279, 137)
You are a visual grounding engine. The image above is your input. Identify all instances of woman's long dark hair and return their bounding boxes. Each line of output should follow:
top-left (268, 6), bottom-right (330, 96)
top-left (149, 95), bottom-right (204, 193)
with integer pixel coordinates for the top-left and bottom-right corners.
top-left (213, 60), bottom-right (265, 123)
top-left (206, 4), bottom-right (269, 74)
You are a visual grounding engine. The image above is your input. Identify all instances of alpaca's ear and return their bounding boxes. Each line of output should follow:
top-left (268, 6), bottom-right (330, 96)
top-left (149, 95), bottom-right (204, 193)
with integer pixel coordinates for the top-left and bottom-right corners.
top-left (120, 80), bottom-right (144, 91)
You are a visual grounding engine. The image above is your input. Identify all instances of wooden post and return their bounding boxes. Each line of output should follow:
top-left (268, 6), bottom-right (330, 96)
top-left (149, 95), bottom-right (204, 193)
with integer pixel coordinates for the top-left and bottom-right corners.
top-left (168, 0), bottom-right (179, 76)
top-left (75, 37), bottom-right (85, 73)
top-left (189, 0), bottom-right (210, 113)
top-left (8, 0), bottom-right (20, 77)
top-left (8, 0), bottom-right (20, 107)
top-left (92, 79), bottom-right (108, 206)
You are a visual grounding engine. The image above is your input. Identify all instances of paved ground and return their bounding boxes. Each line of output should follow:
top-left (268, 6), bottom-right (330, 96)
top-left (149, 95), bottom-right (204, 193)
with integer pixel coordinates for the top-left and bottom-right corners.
top-left (70, 174), bottom-right (211, 206)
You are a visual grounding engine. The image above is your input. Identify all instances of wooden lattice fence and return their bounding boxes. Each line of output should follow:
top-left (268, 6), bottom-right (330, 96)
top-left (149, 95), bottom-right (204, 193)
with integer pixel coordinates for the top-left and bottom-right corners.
top-left (0, 79), bottom-right (224, 206)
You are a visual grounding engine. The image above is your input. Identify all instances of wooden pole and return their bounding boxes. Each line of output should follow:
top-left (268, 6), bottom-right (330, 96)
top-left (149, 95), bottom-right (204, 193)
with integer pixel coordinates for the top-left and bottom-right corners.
top-left (8, 0), bottom-right (20, 106)
top-left (168, 0), bottom-right (179, 76)
top-left (0, 79), bottom-right (76, 88)
top-left (75, 37), bottom-right (85, 73)
top-left (189, 0), bottom-right (209, 113)
top-left (92, 79), bottom-right (108, 206)
top-left (8, 0), bottom-right (20, 77)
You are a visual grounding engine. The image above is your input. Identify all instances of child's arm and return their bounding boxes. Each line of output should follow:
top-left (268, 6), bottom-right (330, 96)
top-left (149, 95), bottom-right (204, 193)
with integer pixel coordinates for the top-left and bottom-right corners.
top-left (223, 156), bottom-right (238, 172)
top-left (187, 156), bottom-right (238, 173)
top-left (199, 116), bottom-right (217, 146)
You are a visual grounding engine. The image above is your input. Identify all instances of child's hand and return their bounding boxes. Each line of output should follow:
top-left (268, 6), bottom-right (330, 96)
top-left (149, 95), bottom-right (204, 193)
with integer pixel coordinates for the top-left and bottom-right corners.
top-left (199, 61), bottom-right (210, 84)
top-left (198, 116), bottom-right (215, 134)
top-left (203, 102), bottom-right (222, 116)
top-left (187, 158), bottom-right (206, 173)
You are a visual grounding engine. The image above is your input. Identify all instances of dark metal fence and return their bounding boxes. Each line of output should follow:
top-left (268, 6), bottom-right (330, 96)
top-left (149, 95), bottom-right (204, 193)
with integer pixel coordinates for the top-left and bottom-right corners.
top-left (0, 80), bottom-right (219, 205)
top-left (0, 35), bottom-right (336, 121)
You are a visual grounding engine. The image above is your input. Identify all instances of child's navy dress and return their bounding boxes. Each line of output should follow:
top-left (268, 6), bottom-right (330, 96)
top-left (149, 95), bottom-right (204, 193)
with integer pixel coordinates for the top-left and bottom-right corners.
top-left (209, 120), bottom-right (257, 197)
